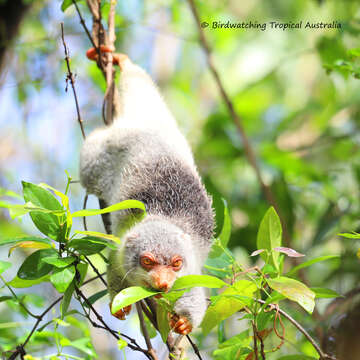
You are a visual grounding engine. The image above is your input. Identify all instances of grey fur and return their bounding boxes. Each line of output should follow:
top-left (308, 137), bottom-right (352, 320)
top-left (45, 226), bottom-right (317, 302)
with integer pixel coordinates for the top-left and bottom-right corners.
top-left (79, 58), bottom-right (214, 330)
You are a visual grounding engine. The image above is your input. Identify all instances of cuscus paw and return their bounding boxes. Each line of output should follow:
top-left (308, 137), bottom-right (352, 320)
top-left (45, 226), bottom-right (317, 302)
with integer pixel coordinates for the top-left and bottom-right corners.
top-left (86, 46), bottom-right (129, 69)
top-left (169, 313), bottom-right (193, 335)
top-left (110, 303), bottom-right (132, 320)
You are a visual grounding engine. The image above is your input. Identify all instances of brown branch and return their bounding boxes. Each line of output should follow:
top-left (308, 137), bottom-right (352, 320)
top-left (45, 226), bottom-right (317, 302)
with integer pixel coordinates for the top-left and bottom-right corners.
top-left (104, 0), bottom-right (117, 125)
top-left (5, 274), bottom-right (106, 360)
top-left (257, 299), bottom-right (336, 360)
top-left (136, 303), bottom-right (158, 360)
top-left (186, 335), bottom-right (203, 360)
top-left (186, 0), bottom-right (292, 247)
top-left (72, 0), bottom-right (97, 50)
top-left (252, 320), bottom-right (259, 360)
top-left (61, 23), bottom-right (86, 139)
top-left (75, 285), bottom-right (153, 359)
top-left (84, 255), bottom-right (107, 287)
top-left (82, 193), bottom-right (88, 231)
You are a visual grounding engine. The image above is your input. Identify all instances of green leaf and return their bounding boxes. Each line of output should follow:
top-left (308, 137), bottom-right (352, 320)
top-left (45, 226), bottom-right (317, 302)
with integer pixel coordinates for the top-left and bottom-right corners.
top-left (50, 266), bottom-right (76, 293)
top-left (201, 280), bottom-right (257, 336)
top-left (61, 0), bottom-right (80, 12)
top-left (17, 249), bottom-right (57, 280)
top-left (42, 256), bottom-right (76, 268)
top-left (0, 260), bottom-right (11, 274)
top-left (75, 262), bottom-right (88, 286)
top-left (0, 200), bottom-right (64, 219)
top-left (286, 255), bottom-right (340, 276)
top-left (267, 276), bottom-right (315, 313)
top-left (257, 207), bottom-right (282, 271)
top-left (74, 231), bottom-right (121, 244)
top-left (311, 287), bottom-right (342, 299)
top-left (72, 199), bottom-right (146, 218)
top-left (171, 275), bottom-right (228, 291)
top-left (111, 287), bottom-right (158, 314)
top-left (8, 241), bottom-right (53, 256)
top-left (61, 280), bottom-right (75, 318)
top-left (84, 289), bottom-right (108, 308)
top-left (67, 237), bottom-right (109, 255)
top-left (61, 337), bottom-right (97, 357)
top-left (209, 199), bottom-right (231, 258)
top-left (8, 275), bottom-right (50, 288)
top-left (213, 330), bottom-right (252, 360)
top-left (338, 232), bottom-right (360, 239)
top-left (0, 236), bottom-right (51, 246)
top-left (156, 303), bottom-right (171, 342)
top-left (22, 181), bottom-right (64, 239)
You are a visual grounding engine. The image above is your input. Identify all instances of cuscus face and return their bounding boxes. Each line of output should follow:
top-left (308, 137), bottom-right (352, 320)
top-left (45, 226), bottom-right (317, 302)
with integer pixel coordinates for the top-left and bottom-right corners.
top-left (121, 219), bottom-right (194, 291)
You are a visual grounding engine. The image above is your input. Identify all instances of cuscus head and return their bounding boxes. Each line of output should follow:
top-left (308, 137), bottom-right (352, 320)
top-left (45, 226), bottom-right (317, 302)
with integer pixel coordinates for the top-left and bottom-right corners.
top-left (121, 218), bottom-right (194, 292)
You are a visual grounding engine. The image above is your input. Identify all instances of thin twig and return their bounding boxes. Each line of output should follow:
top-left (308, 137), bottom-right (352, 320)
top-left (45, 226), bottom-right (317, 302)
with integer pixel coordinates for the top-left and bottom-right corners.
top-left (82, 193), bottom-right (88, 231)
top-left (0, 275), bottom-right (39, 319)
top-left (84, 255), bottom-right (107, 287)
top-left (72, 0), bottom-right (97, 50)
top-left (104, 0), bottom-right (117, 124)
top-left (23, 297), bottom-right (63, 347)
top-left (75, 285), bottom-right (153, 359)
top-left (186, 0), bottom-right (292, 247)
top-left (60, 23), bottom-right (86, 139)
top-left (256, 299), bottom-right (336, 360)
top-left (5, 273), bottom-right (105, 360)
top-left (136, 303), bottom-right (158, 360)
top-left (252, 320), bottom-right (259, 360)
top-left (186, 335), bottom-right (203, 360)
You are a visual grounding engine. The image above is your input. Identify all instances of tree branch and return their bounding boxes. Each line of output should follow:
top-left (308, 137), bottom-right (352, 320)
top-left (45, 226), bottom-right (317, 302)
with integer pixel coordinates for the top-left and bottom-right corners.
top-left (61, 22), bottom-right (86, 139)
top-left (256, 299), bottom-right (336, 360)
top-left (186, 0), bottom-right (292, 247)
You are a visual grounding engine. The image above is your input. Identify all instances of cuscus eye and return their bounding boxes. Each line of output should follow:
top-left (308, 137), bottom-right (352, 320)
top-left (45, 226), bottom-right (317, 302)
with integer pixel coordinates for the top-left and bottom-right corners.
top-left (171, 256), bottom-right (183, 270)
top-left (140, 253), bottom-right (156, 269)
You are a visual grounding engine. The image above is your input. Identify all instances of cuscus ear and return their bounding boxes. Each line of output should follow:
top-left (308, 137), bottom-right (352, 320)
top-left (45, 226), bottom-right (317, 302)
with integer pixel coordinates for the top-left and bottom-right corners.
top-left (126, 233), bottom-right (139, 243)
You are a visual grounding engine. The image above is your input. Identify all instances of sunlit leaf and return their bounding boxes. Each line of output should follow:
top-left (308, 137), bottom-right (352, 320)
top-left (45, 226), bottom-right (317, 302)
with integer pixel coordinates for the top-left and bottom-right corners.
top-left (338, 232), bottom-right (360, 239)
top-left (267, 276), bottom-right (315, 313)
top-left (72, 199), bottom-right (146, 218)
top-left (112, 287), bottom-right (158, 314)
top-left (61, 0), bottom-right (81, 12)
top-left (8, 275), bottom-right (50, 288)
top-left (42, 256), bottom-right (76, 268)
top-left (157, 303), bottom-right (171, 342)
top-left (171, 275), bottom-right (228, 291)
top-left (22, 181), bottom-right (64, 239)
top-left (201, 280), bottom-right (257, 336)
top-left (74, 230), bottom-right (121, 244)
top-left (9, 241), bottom-right (53, 256)
top-left (257, 207), bottom-right (282, 271)
top-left (39, 183), bottom-right (72, 229)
